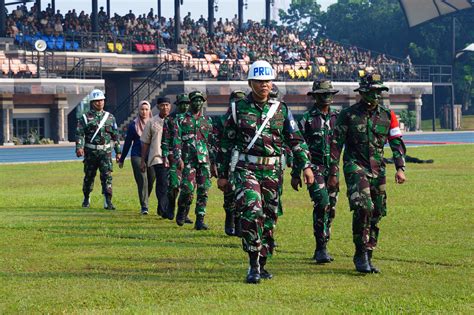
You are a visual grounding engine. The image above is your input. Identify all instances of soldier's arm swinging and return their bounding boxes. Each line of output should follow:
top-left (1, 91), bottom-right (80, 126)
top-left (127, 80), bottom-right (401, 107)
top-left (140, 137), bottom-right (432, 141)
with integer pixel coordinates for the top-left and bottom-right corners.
top-left (75, 117), bottom-right (85, 157)
top-left (387, 110), bottom-right (407, 184)
top-left (282, 106), bottom-right (313, 186)
top-left (328, 111), bottom-right (348, 188)
top-left (216, 107), bottom-right (236, 191)
top-left (111, 116), bottom-right (121, 162)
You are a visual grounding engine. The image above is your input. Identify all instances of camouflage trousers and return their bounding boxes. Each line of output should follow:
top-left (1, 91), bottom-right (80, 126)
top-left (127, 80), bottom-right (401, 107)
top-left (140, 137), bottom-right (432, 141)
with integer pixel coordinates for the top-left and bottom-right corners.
top-left (344, 169), bottom-right (387, 251)
top-left (223, 182), bottom-right (236, 215)
top-left (177, 161), bottom-right (211, 216)
top-left (307, 169), bottom-right (339, 248)
top-left (82, 149), bottom-right (113, 197)
top-left (168, 163), bottom-right (182, 215)
top-left (233, 164), bottom-right (280, 257)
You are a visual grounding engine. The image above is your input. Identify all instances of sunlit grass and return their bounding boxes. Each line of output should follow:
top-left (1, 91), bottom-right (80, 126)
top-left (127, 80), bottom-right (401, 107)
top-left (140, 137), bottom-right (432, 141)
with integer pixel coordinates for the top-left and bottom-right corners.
top-left (0, 145), bottom-right (473, 313)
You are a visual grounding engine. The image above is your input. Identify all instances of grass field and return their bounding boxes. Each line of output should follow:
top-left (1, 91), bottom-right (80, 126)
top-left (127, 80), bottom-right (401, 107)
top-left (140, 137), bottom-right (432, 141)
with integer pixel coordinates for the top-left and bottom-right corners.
top-left (0, 145), bottom-right (473, 313)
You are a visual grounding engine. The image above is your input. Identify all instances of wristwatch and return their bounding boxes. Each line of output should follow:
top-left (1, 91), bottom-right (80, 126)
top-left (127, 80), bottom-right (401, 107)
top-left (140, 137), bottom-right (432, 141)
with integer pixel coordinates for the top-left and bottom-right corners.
top-left (397, 167), bottom-right (406, 172)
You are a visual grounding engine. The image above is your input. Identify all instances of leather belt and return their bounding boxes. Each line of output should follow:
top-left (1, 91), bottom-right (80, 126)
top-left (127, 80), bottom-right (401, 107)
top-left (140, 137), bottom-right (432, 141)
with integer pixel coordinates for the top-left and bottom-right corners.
top-left (238, 153), bottom-right (280, 165)
top-left (85, 143), bottom-right (111, 150)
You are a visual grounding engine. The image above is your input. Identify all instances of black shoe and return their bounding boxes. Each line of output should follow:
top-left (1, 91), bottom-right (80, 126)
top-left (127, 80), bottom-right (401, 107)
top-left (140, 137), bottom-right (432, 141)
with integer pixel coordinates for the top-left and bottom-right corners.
top-left (165, 211), bottom-right (174, 220)
top-left (140, 207), bottom-right (148, 215)
top-left (225, 212), bottom-right (235, 236)
top-left (260, 268), bottom-right (273, 280)
top-left (157, 207), bottom-right (163, 217)
top-left (194, 215), bottom-right (209, 230)
top-left (234, 216), bottom-right (242, 237)
top-left (103, 196), bottom-right (116, 210)
top-left (246, 267), bottom-right (261, 284)
top-left (82, 196), bottom-right (90, 208)
top-left (353, 251), bottom-right (371, 273)
top-left (176, 207), bottom-right (186, 226)
top-left (314, 248), bottom-right (332, 264)
top-left (367, 251), bottom-right (380, 273)
top-left (184, 216), bottom-right (193, 224)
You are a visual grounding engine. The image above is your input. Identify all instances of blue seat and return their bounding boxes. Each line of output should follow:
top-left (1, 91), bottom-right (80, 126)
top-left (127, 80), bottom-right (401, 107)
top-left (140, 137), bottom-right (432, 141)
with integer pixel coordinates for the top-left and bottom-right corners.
top-left (73, 41), bottom-right (79, 51)
top-left (47, 40), bottom-right (55, 50)
top-left (15, 35), bottom-right (23, 45)
top-left (65, 41), bottom-right (72, 51)
top-left (55, 40), bottom-right (64, 50)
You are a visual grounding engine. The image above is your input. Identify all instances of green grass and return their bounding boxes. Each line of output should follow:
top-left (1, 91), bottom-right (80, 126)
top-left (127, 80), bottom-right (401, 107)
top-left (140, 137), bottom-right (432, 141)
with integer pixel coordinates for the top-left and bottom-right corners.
top-left (1, 145), bottom-right (473, 313)
top-left (421, 114), bottom-right (474, 131)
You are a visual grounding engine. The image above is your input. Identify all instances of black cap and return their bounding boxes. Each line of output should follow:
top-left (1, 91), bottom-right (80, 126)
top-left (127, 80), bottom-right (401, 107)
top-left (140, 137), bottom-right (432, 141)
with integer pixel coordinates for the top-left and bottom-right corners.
top-left (156, 96), bottom-right (171, 105)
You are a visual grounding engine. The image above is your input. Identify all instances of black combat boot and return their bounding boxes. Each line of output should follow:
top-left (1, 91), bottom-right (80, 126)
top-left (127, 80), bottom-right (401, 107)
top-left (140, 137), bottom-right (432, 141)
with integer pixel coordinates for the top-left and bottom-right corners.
top-left (224, 211), bottom-right (235, 236)
top-left (313, 241), bottom-right (332, 264)
top-left (194, 214), bottom-right (209, 230)
top-left (82, 195), bottom-right (90, 208)
top-left (246, 252), bottom-right (261, 284)
top-left (259, 256), bottom-right (273, 280)
top-left (184, 207), bottom-right (193, 224)
top-left (367, 250), bottom-right (380, 273)
top-left (103, 195), bottom-right (116, 210)
top-left (176, 206), bottom-right (186, 226)
top-left (353, 250), bottom-right (371, 273)
top-left (233, 215), bottom-right (242, 237)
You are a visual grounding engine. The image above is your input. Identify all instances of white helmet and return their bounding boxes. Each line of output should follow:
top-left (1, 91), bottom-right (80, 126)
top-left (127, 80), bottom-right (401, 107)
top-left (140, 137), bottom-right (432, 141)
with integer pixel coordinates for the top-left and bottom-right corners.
top-left (247, 60), bottom-right (275, 80)
top-left (89, 89), bottom-right (106, 101)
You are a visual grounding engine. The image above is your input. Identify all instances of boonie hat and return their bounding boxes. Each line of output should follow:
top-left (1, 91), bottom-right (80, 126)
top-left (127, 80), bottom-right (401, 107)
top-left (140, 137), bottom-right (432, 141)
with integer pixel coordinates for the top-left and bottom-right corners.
top-left (307, 80), bottom-right (339, 95)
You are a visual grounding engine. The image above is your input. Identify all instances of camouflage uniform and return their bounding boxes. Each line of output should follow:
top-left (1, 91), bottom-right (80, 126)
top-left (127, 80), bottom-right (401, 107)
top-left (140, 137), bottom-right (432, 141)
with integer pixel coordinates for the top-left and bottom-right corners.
top-left (213, 90), bottom-right (246, 236)
top-left (218, 93), bottom-right (311, 258)
top-left (297, 107), bottom-right (339, 252)
top-left (173, 92), bottom-right (214, 226)
top-left (294, 80), bottom-right (340, 262)
top-left (76, 108), bottom-right (121, 202)
top-left (330, 74), bottom-right (406, 271)
top-left (163, 94), bottom-right (191, 221)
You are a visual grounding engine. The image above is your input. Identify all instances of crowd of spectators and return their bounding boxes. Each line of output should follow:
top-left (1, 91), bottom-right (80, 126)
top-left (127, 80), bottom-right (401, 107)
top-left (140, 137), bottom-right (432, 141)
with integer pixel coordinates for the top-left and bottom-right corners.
top-left (5, 4), bottom-right (416, 81)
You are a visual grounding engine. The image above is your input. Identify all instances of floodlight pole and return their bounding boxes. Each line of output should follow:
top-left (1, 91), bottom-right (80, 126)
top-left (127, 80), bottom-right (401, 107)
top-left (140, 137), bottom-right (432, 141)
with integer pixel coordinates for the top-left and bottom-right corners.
top-left (451, 17), bottom-right (456, 131)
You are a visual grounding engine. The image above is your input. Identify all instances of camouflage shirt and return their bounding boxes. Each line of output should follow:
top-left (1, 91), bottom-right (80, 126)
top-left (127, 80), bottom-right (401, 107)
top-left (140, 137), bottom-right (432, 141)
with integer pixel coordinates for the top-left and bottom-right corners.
top-left (173, 111), bottom-right (214, 164)
top-left (330, 101), bottom-right (406, 177)
top-left (218, 93), bottom-right (311, 179)
top-left (297, 106), bottom-right (338, 174)
top-left (75, 108), bottom-right (121, 154)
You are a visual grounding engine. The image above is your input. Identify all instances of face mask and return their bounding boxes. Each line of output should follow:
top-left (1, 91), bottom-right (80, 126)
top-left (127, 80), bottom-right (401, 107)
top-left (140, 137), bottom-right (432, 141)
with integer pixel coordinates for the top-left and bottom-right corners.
top-left (177, 102), bottom-right (190, 113)
top-left (361, 90), bottom-right (382, 108)
top-left (191, 98), bottom-right (204, 112)
top-left (315, 93), bottom-right (333, 106)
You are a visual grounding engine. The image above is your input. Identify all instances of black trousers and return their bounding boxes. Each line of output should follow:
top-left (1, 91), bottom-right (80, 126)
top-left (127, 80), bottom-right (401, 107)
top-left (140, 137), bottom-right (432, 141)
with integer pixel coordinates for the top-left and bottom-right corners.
top-left (153, 164), bottom-right (169, 215)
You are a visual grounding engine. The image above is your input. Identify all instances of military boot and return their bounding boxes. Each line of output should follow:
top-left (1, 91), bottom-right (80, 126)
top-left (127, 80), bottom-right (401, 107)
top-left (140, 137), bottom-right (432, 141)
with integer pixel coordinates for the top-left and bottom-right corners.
top-left (367, 250), bottom-right (380, 273)
top-left (246, 252), bottom-right (261, 284)
top-left (176, 206), bottom-right (187, 226)
top-left (184, 207), bottom-right (193, 224)
top-left (353, 250), bottom-right (371, 273)
top-left (313, 242), bottom-right (332, 264)
top-left (233, 215), bottom-right (242, 237)
top-left (224, 212), bottom-right (235, 236)
top-left (82, 195), bottom-right (90, 208)
top-left (194, 214), bottom-right (209, 230)
top-left (103, 195), bottom-right (116, 210)
top-left (259, 256), bottom-right (273, 280)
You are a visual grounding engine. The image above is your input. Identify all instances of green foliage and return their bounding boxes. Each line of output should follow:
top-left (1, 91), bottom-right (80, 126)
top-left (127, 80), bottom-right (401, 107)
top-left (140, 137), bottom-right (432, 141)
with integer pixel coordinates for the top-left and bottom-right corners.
top-left (399, 110), bottom-right (417, 131)
top-left (278, 0), bottom-right (323, 37)
top-left (0, 145), bottom-right (473, 312)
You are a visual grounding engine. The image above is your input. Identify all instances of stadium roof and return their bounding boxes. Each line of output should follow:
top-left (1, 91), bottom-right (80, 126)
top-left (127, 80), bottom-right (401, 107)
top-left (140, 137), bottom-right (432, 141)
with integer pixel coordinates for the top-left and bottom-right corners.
top-left (399, 0), bottom-right (473, 27)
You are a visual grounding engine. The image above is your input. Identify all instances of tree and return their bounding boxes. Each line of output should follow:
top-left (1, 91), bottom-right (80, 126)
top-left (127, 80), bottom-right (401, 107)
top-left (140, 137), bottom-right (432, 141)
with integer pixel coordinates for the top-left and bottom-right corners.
top-left (278, 0), bottom-right (324, 38)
